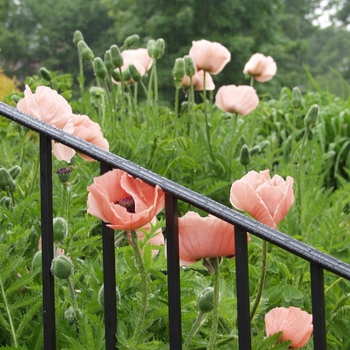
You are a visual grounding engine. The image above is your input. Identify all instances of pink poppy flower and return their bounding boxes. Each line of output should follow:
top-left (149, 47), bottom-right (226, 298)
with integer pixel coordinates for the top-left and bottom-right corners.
top-left (265, 307), bottom-right (313, 348)
top-left (181, 70), bottom-right (215, 91)
top-left (215, 85), bottom-right (259, 116)
top-left (177, 211), bottom-right (249, 266)
top-left (189, 39), bottom-right (231, 74)
top-left (17, 85), bottom-right (72, 129)
top-left (243, 53), bottom-right (277, 82)
top-left (113, 48), bottom-right (153, 84)
top-left (87, 169), bottom-right (165, 231)
top-left (70, 114), bottom-right (109, 161)
top-left (230, 170), bottom-right (294, 229)
top-left (127, 217), bottom-right (164, 257)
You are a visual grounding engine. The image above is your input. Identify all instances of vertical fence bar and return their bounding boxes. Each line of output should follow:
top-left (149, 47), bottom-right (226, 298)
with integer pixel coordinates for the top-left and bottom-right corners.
top-left (40, 134), bottom-right (56, 350)
top-left (234, 225), bottom-right (251, 350)
top-left (100, 163), bottom-right (117, 349)
top-left (165, 194), bottom-right (182, 349)
top-left (310, 262), bottom-right (326, 350)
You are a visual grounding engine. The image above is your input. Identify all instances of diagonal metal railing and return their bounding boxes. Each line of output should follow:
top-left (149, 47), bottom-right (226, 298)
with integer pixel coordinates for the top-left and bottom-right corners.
top-left (1, 101), bottom-right (350, 349)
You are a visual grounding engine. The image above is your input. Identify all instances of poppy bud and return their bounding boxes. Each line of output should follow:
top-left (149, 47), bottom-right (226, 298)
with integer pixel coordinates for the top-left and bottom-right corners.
top-left (292, 87), bottom-right (302, 109)
top-left (51, 255), bottom-right (73, 279)
top-left (147, 39), bottom-right (156, 58)
top-left (73, 30), bottom-right (84, 46)
top-left (98, 284), bottom-right (121, 307)
top-left (123, 34), bottom-right (139, 48)
top-left (40, 67), bottom-right (52, 82)
top-left (77, 41), bottom-right (94, 61)
top-left (304, 104), bottom-right (319, 129)
top-left (184, 55), bottom-right (195, 77)
top-left (31, 251), bottom-right (42, 270)
top-left (53, 217), bottom-right (68, 242)
top-left (64, 306), bottom-right (76, 325)
top-left (152, 38), bottom-right (165, 60)
top-left (110, 45), bottom-right (123, 68)
top-left (0, 196), bottom-right (12, 208)
top-left (249, 145), bottom-right (260, 156)
top-left (0, 168), bottom-right (16, 192)
top-left (111, 70), bottom-right (121, 82)
top-left (196, 287), bottom-right (214, 313)
top-left (173, 58), bottom-right (185, 82)
top-left (8, 165), bottom-right (21, 180)
top-left (258, 140), bottom-right (270, 152)
top-left (128, 64), bottom-right (142, 82)
top-left (122, 67), bottom-right (131, 82)
top-left (239, 144), bottom-right (250, 166)
top-left (93, 57), bottom-right (108, 80)
top-left (11, 95), bottom-right (22, 103)
top-left (104, 50), bottom-right (114, 73)
top-left (90, 86), bottom-right (105, 98)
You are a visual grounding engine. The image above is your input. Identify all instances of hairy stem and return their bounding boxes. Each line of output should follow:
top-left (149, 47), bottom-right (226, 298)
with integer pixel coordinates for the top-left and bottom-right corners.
top-left (184, 310), bottom-right (204, 350)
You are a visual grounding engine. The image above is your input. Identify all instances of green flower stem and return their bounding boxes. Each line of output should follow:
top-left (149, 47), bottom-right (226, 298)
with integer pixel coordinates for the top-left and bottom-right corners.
top-left (77, 51), bottom-right (85, 97)
top-left (183, 310), bottom-right (204, 350)
top-left (174, 86), bottom-right (180, 137)
top-left (61, 183), bottom-right (69, 221)
top-left (67, 276), bottom-right (79, 313)
top-left (250, 75), bottom-right (254, 87)
top-left (250, 240), bottom-right (267, 321)
top-left (27, 152), bottom-right (40, 196)
top-left (125, 84), bottom-right (140, 127)
top-left (207, 257), bottom-right (220, 350)
top-left (203, 71), bottom-right (214, 160)
top-left (0, 277), bottom-right (18, 348)
top-left (118, 67), bottom-right (126, 133)
top-left (130, 230), bottom-right (148, 343)
top-left (229, 113), bottom-right (238, 177)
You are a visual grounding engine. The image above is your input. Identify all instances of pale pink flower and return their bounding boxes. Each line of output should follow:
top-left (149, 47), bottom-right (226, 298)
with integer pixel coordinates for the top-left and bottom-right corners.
top-left (87, 169), bottom-right (165, 231)
top-left (243, 53), bottom-right (277, 82)
top-left (230, 170), bottom-right (294, 229)
top-left (70, 114), bottom-right (109, 161)
top-left (181, 70), bottom-right (215, 91)
top-left (265, 307), bottom-right (313, 348)
top-left (215, 85), bottom-right (259, 116)
top-left (189, 39), bottom-right (231, 74)
top-left (177, 211), bottom-right (249, 266)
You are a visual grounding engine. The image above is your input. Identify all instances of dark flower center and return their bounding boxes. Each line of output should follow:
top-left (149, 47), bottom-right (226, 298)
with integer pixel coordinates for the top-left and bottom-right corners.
top-left (115, 195), bottom-right (135, 213)
top-left (56, 167), bottom-right (72, 175)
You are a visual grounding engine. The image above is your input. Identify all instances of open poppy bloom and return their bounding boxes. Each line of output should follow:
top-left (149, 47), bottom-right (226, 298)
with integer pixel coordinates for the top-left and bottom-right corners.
top-left (87, 169), bottom-right (165, 231)
top-left (177, 211), bottom-right (249, 266)
top-left (189, 39), bottom-right (231, 75)
top-left (243, 53), bottom-right (277, 82)
top-left (215, 85), bottom-right (259, 116)
top-left (181, 70), bottom-right (215, 91)
top-left (265, 307), bottom-right (313, 348)
top-left (230, 170), bottom-right (294, 229)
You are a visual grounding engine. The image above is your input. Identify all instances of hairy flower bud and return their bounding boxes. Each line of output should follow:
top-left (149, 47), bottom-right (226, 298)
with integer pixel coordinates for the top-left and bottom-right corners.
top-left (40, 67), bottom-right (52, 82)
top-left (8, 165), bottom-right (21, 180)
top-left (93, 57), bottom-right (108, 80)
top-left (304, 104), bottom-right (319, 129)
top-left (110, 45), bottom-right (124, 68)
top-left (31, 251), bottom-right (42, 270)
top-left (0, 168), bottom-right (16, 192)
top-left (64, 306), bottom-right (76, 325)
top-left (73, 30), bottom-right (84, 46)
top-left (292, 87), bottom-right (302, 109)
top-left (184, 55), bottom-right (196, 77)
top-left (98, 284), bottom-right (120, 307)
top-left (196, 287), bottom-right (214, 313)
top-left (239, 144), bottom-right (251, 166)
top-left (123, 34), bottom-right (139, 48)
top-left (104, 50), bottom-right (114, 73)
top-left (51, 255), bottom-right (73, 279)
top-left (152, 38), bottom-right (165, 60)
top-left (53, 217), bottom-right (68, 242)
top-left (173, 58), bottom-right (186, 82)
top-left (147, 39), bottom-right (156, 58)
top-left (128, 64), bottom-right (142, 82)
top-left (77, 41), bottom-right (94, 61)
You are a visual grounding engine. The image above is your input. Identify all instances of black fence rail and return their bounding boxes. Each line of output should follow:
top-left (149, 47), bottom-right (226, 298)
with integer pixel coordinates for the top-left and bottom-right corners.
top-left (1, 101), bottom-right (350, 349)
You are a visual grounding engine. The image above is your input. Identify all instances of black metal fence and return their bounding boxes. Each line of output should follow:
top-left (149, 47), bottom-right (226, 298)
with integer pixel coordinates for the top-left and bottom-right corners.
top-left (1, 101), bottom-right (350, 349)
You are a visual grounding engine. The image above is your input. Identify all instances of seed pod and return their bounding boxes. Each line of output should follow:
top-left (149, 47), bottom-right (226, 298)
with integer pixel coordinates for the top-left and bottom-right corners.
top-left (51, 255), bottom-right (73, 279)
top-left (173, 58), bottom-right (185, 82)
top-left (40, 67), bottom-right (52, 82)
top-left (77, 40), bottom-right (94, 61)
top-left (8, 165), bottom-right (21, 180)
top-left (110, 45), bottom-right (123, 68)
top-left (73, 30), bottom-right (84, 46)
top-left (184, 55), bottom-right (195, 77)
top-left (123, 34), bottom-right (139, 48)
top-left (128, 64), bottom-right (142, 82)
top-left (239, 144), bottom-right (250, 166)
top-left (56, 167), bottom-right (72, 184)
top-left (196, 287), bottom-right (214, 313)
top-left (53, 217), bottom-right (68, 242)
top-left (0, 168), bottom-right (16, 192)
top-left (93, 57), bottom-right (108, 80)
